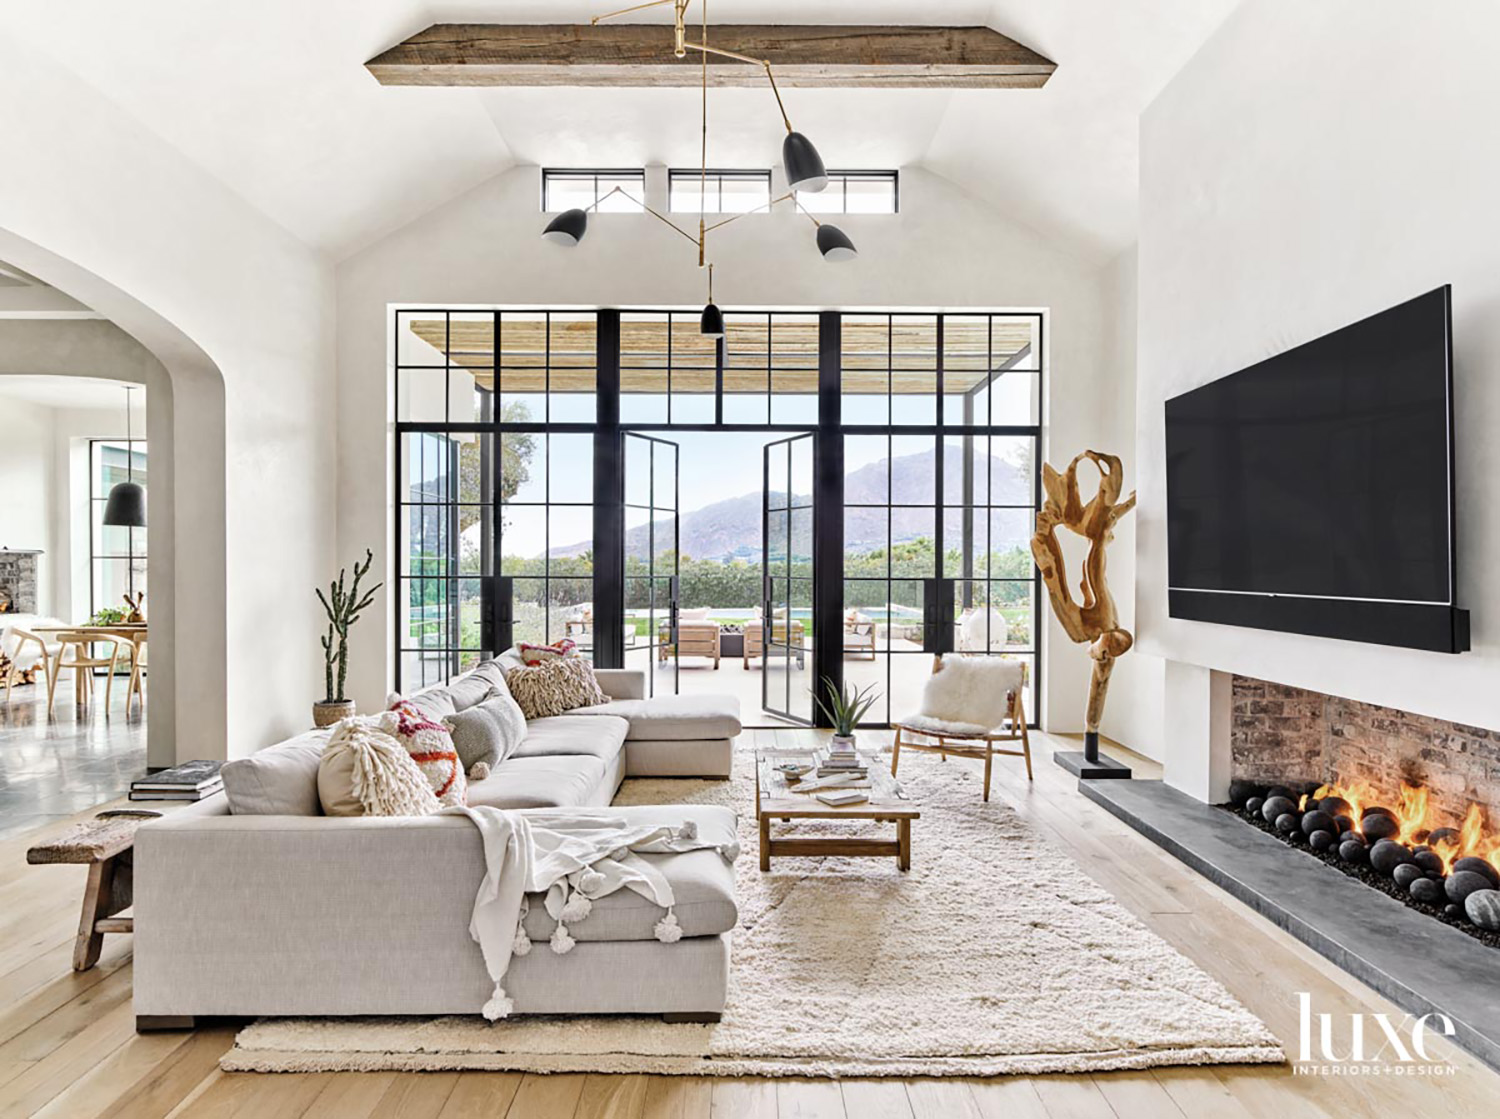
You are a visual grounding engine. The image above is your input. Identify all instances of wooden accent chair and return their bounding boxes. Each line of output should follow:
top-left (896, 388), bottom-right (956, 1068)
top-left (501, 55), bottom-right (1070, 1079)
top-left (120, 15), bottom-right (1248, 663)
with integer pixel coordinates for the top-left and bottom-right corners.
top-left (743, 616), bottom-right (806, 669)
top-left (842, 611), bottom-right (877, 660)
top-left (47, 631), bottom-right (127, 711)
top-left (891, 655), bottom-right (1032, 801)
top-left (658, 618), bottom-right (722, 667)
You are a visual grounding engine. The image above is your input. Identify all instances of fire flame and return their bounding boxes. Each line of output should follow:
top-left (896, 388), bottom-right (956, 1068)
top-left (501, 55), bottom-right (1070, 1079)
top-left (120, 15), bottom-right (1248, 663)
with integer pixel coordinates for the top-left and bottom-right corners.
top-left (1310, 779), bottom-right (1500, 875)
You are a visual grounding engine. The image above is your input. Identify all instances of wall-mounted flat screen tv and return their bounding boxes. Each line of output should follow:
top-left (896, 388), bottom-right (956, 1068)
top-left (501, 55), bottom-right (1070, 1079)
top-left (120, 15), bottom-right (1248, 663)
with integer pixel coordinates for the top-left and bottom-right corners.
top-left (1165, 286), bottom-right (1469, 652)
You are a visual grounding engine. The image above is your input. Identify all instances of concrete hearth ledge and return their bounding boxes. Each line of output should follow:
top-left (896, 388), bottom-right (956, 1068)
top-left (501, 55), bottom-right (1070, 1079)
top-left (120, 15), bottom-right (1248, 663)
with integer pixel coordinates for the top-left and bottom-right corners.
top-left (1081, 779), bottom-right (1500, 1073)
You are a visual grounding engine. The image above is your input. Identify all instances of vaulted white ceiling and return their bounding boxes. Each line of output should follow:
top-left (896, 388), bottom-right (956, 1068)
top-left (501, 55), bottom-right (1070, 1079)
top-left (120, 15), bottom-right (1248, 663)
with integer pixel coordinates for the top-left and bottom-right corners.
top-left (5, 1), bottom-right (1239, 263)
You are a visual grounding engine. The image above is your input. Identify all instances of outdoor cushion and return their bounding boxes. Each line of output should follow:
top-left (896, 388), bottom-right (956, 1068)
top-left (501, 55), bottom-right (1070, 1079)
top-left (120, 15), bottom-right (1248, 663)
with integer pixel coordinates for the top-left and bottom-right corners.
top-left (518, 804), bottom-right (739, 942)
top-left (573, 694), bottom-right (741, 741)
top-left (466, 754), bottom-right (610, 810)
top-left (221, 730), bottom-right (328, 816)
top-left (510, 714), bottom-right (628, 763)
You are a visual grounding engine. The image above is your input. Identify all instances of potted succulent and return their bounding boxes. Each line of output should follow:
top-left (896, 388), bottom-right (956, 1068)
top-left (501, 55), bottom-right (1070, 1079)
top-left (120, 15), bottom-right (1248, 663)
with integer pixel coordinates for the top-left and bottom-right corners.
top-left (314, 549), bottom-right (381, 728)
top-left (814, 676), bottom-right (880, 750)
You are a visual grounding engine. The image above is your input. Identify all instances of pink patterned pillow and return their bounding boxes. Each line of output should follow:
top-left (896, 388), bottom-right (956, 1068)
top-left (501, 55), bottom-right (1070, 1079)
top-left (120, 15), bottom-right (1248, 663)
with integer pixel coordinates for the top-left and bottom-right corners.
top-left (385, 700), bottom-right (467, 807)
top-left (518, 639), bottom-right (577, 666)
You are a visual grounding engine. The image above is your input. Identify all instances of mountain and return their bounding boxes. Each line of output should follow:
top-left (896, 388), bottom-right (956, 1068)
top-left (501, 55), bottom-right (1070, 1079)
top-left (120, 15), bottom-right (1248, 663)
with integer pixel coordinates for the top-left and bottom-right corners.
top-left (550, 445), bottom-right (1030, 560)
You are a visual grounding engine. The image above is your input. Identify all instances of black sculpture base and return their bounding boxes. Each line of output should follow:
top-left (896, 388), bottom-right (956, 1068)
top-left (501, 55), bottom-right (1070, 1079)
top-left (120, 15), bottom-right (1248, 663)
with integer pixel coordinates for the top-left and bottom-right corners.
top-left (1053, 731), bottom-right (1132, 780)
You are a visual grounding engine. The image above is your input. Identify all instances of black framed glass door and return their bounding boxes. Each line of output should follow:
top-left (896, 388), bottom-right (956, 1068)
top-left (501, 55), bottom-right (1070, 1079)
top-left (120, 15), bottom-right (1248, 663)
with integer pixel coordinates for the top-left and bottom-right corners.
top-left (625, 432), bottom-right (680, 696)
top-left (761, 433), bottom-right (815, 724)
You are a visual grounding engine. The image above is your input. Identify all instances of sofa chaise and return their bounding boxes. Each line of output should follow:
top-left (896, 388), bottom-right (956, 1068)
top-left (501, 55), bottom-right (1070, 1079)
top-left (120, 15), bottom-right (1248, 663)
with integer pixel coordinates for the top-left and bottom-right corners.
top-left (133, 664), bottom-right (742, 1030)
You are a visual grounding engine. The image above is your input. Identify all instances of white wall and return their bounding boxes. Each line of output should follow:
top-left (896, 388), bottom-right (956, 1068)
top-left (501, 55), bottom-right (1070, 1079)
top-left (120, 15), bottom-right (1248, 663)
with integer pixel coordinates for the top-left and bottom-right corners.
top-left (0, 394), bottom-right (56, 609)
top-left (337, 163), bottom-right (1119, 731)
top-left (1096, 246), bottom-right (1164, 760)
top-left (0, 33), bottom-right (337, 759)
top-left (1137, 2), bottom-right (1500, 743)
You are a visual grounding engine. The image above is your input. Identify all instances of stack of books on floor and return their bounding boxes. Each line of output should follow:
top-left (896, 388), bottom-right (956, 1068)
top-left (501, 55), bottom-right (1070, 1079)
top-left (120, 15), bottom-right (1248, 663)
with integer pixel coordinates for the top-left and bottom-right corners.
top-left (129, 760), bottom-right (224, 801)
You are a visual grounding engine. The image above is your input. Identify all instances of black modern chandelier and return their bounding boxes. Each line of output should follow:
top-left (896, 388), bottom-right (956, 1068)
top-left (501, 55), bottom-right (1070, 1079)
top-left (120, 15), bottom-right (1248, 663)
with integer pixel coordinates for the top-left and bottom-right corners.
top-left (541, 0), bottom-right (857, 336)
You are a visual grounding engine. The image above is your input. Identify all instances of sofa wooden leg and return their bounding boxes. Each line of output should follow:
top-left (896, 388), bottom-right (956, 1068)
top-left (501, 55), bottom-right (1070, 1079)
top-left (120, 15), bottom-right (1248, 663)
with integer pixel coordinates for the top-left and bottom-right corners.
top-left (136, 1015), bottom-right (196, 1032)
top-left (662, 1011), bottom-right (721, 1024)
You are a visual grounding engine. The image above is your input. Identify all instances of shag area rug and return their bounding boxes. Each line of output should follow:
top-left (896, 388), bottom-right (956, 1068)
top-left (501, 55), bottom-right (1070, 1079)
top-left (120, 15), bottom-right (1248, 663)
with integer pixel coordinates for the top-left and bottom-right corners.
top-left (224, 751), bottom-right (1283, 1076)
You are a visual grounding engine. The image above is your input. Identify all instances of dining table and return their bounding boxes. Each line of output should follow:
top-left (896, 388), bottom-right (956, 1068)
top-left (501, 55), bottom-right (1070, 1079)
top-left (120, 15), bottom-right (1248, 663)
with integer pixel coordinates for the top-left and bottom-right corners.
top-left (31, 623), bottom-right (148, 708)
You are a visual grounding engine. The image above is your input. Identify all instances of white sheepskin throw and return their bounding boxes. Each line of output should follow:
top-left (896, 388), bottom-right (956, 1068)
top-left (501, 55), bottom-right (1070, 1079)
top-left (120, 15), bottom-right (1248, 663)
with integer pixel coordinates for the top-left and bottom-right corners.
top-left (910, 655), bottom-right (1023, 733)
top-left (323, 716), bottom-right (440, 818)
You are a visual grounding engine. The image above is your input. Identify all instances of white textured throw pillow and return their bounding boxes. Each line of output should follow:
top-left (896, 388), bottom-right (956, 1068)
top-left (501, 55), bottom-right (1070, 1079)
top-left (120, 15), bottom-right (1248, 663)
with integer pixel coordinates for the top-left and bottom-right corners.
top-left (318, 715), bottom-right (441, 817)
top-left (506, 657), bottom-right (608, 720)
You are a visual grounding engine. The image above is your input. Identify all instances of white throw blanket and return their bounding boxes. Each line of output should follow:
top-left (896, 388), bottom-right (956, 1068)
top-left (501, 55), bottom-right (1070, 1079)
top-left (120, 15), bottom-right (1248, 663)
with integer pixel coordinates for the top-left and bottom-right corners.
top-left (444, 806), bottom-right (740, 1020)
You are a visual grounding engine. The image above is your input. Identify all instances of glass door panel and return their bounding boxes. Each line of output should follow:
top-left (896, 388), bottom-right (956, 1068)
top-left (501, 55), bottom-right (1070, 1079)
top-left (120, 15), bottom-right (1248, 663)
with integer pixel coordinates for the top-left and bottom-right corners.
top-left (761, 433), bottom-right (815, 724)
top-left (625, 433), bottom-right (679, 696)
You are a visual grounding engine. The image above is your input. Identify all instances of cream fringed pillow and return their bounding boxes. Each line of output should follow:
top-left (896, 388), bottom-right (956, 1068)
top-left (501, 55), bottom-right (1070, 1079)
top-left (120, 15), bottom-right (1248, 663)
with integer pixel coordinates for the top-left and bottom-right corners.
top-left (506, 657), bottom-right (608, 720)
top-left (318, 716), bottom-right (441, 817)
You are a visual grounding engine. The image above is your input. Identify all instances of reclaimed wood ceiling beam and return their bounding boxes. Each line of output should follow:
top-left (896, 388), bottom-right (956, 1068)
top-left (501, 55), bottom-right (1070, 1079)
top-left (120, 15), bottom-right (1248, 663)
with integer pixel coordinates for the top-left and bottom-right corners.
top-left (366, 24), bottom-right (1055, 89)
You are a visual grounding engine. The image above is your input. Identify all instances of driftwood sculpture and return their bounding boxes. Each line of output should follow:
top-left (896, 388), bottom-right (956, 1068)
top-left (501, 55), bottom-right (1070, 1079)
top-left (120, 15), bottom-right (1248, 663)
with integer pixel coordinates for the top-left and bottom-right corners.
top-left (1030, 450), bottom-right (1136, 776)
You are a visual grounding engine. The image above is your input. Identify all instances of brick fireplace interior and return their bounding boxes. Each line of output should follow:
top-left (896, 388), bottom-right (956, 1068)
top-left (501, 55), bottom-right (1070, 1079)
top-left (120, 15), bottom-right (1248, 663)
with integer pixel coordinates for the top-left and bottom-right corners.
top-left (0, 549), bottom-right (40, 614)
top-left (1231, 675), bottom-right (1500, 831)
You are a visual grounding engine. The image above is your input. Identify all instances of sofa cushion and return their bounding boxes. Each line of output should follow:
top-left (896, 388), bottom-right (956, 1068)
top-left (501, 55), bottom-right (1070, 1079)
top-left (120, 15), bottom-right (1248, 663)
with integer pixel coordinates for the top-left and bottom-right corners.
top-left (519, 805), bottom-right (739, 942)
top-left (401, 685), bottom-right (456, 723)
top-left (466, 755), bottom-right (610, 810)
top-left (221, 730), bottom-right (328, 816)
top-left (447, 659), bottom-right (507, 712)
top-left (447, 687), bottom-right (528, 772)
top-left (572, 694), bottom-right (741, 741)
top-left (510, 714), bottom-right (628, 763)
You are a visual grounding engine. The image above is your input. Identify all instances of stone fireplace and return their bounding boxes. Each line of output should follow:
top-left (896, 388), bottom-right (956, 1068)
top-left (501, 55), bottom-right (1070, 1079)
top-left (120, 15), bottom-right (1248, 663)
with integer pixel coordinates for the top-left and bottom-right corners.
top-left (1230, 675), bottom-right (1500, 832)
top-left (0, 548), bottom-right (42, 614)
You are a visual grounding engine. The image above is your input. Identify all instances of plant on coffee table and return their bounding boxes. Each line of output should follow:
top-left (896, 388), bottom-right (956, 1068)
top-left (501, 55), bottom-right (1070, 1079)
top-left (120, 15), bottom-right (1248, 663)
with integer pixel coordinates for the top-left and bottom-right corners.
top-left (814, 676), bottom-right (880, 748)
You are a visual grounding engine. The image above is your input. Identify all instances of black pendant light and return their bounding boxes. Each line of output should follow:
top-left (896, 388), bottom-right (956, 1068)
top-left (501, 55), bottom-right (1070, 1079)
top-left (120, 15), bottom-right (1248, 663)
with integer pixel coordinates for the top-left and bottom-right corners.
top-left (700, 263), bottom-right (725, 338)
top-left (816, 223), bottom-right (858, 263)
top-left (103, 385), bottom-right (146, 528)
top-left (783, 131), bottom-right (828, 193)
top-left (542, 208), bottom-right (589, 246)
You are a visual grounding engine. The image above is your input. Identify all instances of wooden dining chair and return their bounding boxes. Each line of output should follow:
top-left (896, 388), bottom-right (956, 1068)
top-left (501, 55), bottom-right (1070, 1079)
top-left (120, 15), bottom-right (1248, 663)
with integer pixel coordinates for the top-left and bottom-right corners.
top-left (119, 633), bottom-right (148, 711)
top-left (47, 632), bottom-right (125, 712)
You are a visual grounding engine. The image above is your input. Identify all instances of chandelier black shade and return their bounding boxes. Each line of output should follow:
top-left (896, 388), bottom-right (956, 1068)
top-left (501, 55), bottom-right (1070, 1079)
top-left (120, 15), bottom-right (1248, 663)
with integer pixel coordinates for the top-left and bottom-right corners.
top-left (783, 132), bottom-right (828, 193)
top-left (103, 481), bottom-right (147, 528)
top-left (817, 223), bottom-right (858, 262)
top-left (542, 208), bottom-right (589, 246)
top-left (700, 301), bottom-right (725, 338)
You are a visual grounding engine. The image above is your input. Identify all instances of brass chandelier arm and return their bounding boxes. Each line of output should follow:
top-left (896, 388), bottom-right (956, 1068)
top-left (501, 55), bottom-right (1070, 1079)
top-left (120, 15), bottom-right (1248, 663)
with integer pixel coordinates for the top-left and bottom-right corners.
top-left (701, 192), bottom-right (824, 234)
top-left (586, 186), bottom-right (701, 250)
top-left (681, 41), bottom-right (794, 133)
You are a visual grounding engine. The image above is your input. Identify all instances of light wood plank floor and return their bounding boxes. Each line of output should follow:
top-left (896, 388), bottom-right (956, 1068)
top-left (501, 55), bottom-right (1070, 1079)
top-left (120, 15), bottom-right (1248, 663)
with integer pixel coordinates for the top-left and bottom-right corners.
top-left (4, 728), bottom-right (1499, 1117)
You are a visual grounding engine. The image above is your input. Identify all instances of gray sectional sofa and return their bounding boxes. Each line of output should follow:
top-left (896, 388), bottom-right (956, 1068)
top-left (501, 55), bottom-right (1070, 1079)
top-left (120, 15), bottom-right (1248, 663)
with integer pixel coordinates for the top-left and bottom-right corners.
top-left (133, 664), bottom-right (742, 1029)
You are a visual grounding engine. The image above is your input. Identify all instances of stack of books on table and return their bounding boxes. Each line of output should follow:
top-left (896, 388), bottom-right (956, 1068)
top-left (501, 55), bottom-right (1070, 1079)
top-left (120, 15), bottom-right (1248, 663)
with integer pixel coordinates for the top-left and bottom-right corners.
top-left (129, 760), bottom-right (224, 802)
top-left (816, 744), bottom-right (869, 779)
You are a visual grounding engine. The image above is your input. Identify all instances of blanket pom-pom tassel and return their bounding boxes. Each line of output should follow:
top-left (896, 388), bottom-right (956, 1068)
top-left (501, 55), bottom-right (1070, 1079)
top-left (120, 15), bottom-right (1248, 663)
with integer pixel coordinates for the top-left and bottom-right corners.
top-left (551, 923), bottom-right (576, 954)
top-left (654, 909), bottom-right (683, 944)
top-left (483, 985), bottom-right (515, 1021)
top-left (578, 869), bottom-right (606, 894)
top-left (512, 921), bottom-right (532, 957)
top-left (560, 891), bottom-right (593, 923)
top-left (678, 821), bottom-right (698, 841)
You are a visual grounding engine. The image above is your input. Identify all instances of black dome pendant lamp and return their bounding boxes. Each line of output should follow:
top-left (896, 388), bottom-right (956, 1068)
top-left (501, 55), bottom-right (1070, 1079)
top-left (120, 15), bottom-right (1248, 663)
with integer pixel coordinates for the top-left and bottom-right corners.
top-left (103, 385), bottom-right (146, 528)
top-left (700, 263), bottom-right (725, 339)
top-left (783, 131), bottom-right (828, 194)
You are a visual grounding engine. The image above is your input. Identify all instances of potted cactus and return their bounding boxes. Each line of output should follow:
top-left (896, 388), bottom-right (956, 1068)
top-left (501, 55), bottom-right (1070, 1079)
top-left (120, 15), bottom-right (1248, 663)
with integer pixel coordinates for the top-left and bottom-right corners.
top-left (313, 549), bottom-right (381, 727)
top-left (814, 676), bottom-right (880, 750)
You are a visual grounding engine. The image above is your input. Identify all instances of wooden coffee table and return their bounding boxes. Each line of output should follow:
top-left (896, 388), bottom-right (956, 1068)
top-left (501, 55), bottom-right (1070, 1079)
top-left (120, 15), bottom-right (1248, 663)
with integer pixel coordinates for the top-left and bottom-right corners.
top-left (755, 748), bottom-right (920, 871)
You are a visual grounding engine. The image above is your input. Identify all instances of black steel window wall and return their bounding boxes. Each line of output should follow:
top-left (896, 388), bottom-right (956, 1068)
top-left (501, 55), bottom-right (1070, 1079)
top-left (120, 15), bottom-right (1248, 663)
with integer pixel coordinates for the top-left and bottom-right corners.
top-left (392, 308), bottom-right (1043, 725)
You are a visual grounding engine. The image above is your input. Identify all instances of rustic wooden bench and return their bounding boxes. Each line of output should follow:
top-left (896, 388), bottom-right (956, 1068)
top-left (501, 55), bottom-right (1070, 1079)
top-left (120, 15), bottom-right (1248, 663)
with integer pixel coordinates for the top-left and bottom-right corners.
top-left (26, 809), bottom-right (161, 970)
